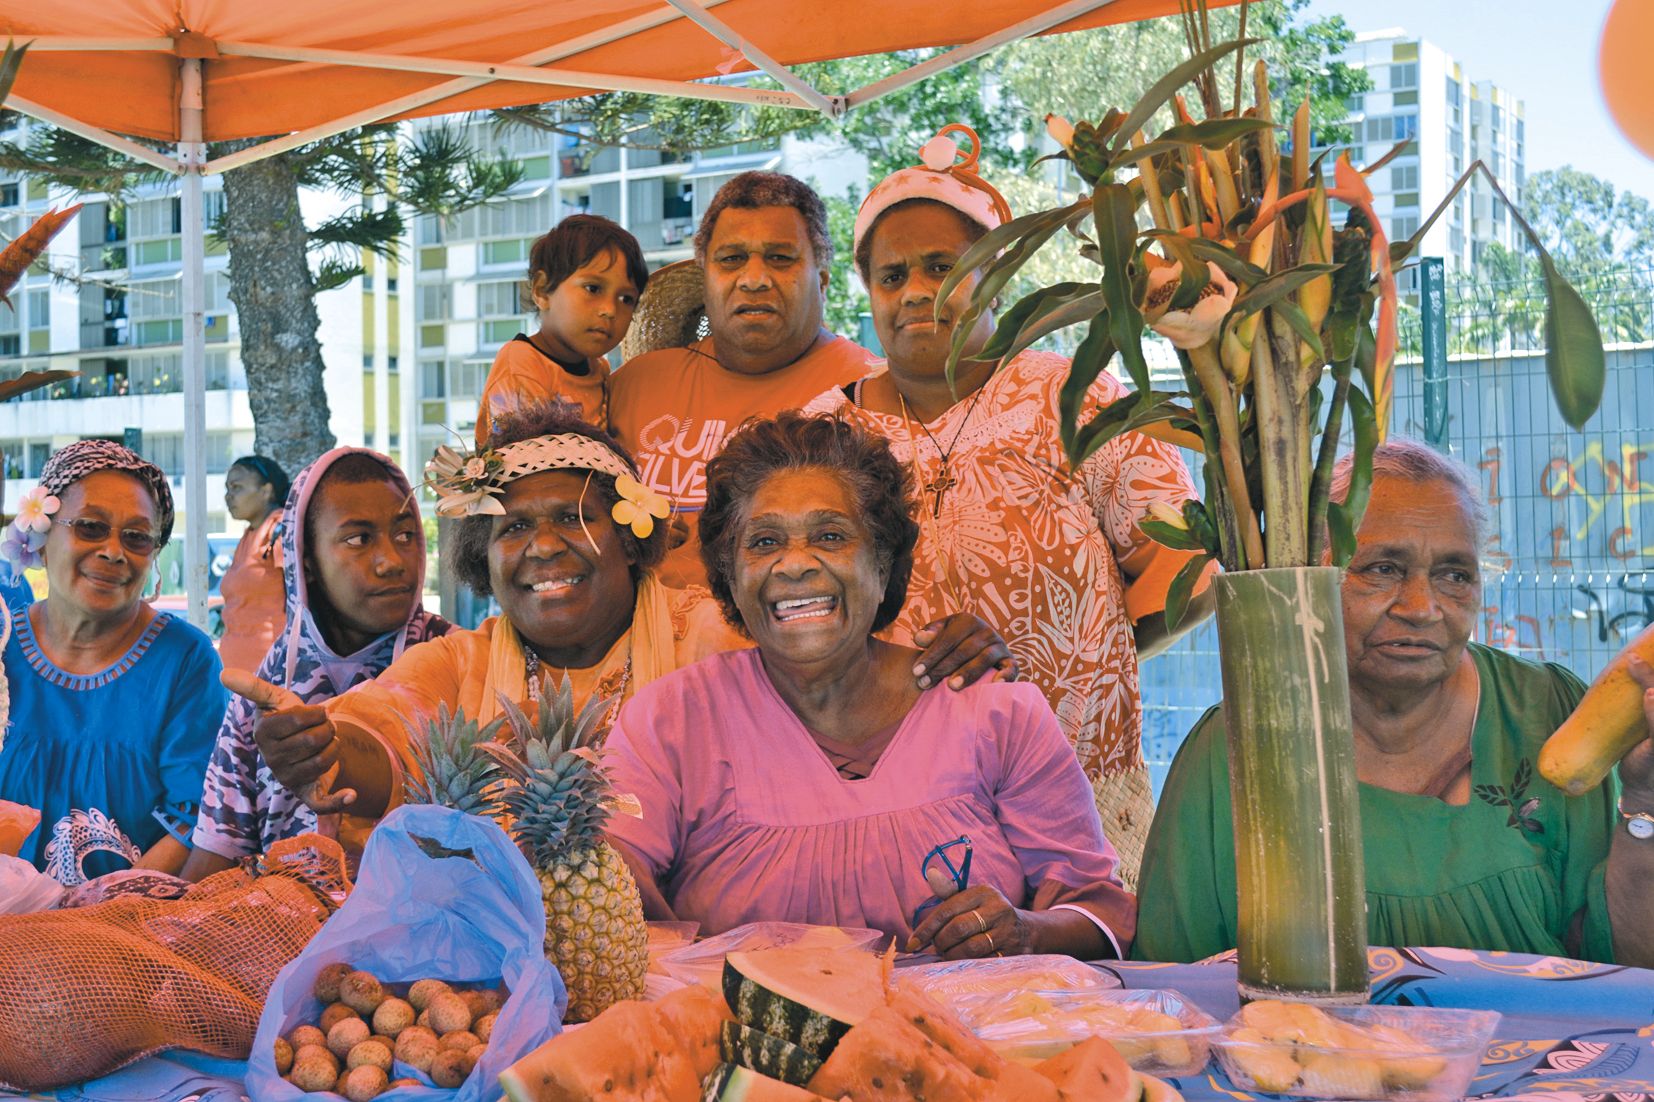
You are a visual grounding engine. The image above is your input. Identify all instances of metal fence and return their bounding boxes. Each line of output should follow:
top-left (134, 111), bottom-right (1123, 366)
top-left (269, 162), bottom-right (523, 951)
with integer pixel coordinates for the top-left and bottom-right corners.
top-left (1140, 264), bottom-right (1654, 792)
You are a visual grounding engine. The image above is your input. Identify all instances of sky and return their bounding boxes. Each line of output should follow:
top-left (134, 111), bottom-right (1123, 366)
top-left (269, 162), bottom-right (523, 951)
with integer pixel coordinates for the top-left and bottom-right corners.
top-left (1310, 0), bottom-right (1653, 200)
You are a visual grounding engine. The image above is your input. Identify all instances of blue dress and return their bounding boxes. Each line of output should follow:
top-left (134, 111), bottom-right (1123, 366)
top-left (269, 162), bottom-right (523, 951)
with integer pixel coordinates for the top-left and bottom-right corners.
top-left (0, 604), bottom-right (227, 882)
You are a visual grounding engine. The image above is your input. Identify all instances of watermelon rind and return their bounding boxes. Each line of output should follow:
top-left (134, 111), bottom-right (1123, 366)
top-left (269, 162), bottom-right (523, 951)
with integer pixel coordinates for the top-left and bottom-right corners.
top-left (703, 1062), bottom-right (830, 1101)
top-left (722, 949), bottom-right (879, 1058)
top-left (719, 1020), bottom-right (825, 1086)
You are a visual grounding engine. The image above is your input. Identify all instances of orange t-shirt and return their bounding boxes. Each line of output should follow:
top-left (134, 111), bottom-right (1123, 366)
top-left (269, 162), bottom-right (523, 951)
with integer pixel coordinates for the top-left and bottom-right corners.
top-left (476, 334), bottom-right (609, 446)
top-left (217, 508), bottom-right (286, 674)
top-left (608, 334), bottom-right (874, 587)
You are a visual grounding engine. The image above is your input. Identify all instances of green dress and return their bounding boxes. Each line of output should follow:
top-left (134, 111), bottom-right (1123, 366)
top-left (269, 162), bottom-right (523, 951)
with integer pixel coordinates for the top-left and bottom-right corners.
top-left (1136, 643), bottom-right (1621, 963)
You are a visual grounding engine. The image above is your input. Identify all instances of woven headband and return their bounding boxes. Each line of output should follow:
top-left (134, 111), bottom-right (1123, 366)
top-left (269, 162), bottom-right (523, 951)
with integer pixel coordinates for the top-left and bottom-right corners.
top-left (426, 433), bottom-right (638, 519)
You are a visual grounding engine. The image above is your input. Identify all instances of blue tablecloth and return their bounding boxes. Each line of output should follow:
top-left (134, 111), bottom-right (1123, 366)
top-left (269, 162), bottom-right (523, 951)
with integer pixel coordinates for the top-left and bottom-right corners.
top-left (1102, 947), bottom-right (1654, 1102)
top-left (10, 947), bottom-right (1653, 1102)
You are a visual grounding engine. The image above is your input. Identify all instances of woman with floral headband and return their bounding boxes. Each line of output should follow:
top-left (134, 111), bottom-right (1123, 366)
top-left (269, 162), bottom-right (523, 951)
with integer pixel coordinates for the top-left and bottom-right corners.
top-left (807, 124), bottom-right (1214, 886)
top-left (0, 440), bottom-right (227, 881)
top-left (230, 403), bottom-right (1015, 832)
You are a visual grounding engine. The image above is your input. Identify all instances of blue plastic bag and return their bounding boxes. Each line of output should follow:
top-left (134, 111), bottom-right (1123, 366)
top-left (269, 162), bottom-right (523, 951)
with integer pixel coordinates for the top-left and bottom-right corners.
top-left (246, 805), bottom-right (565, 1102)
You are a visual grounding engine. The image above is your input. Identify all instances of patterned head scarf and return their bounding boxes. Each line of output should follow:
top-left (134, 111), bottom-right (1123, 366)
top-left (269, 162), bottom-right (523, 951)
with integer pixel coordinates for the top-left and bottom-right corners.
top-left (39, 439), bottom-right (175, 545)
top-left (2, 440), bottom-right (174, 569)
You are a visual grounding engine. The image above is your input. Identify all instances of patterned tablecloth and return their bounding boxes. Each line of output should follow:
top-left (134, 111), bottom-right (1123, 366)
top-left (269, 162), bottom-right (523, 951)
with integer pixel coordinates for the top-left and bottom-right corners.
top-left (1103, 947), bottom-right (1654, 1102)
top-left (8, 946), bottom-right (1653, 1101)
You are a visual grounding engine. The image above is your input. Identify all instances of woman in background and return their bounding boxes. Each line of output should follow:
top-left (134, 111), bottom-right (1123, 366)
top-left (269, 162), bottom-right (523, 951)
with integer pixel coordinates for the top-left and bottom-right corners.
top-left (218, 455), bottom-right (289, 672)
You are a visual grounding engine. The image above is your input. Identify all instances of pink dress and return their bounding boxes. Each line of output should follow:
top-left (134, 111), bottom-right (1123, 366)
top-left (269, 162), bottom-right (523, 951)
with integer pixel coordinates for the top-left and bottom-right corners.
top-left (604, 649), bottom-right (1136, 953)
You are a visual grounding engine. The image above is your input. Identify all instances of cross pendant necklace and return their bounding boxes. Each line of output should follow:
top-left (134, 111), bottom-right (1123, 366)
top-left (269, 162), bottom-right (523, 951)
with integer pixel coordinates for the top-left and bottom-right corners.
top-left (899, 385), bottom-right (985, 519)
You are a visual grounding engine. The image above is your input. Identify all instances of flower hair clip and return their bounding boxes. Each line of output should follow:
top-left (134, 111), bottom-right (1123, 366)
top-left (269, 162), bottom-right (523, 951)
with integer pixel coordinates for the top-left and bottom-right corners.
top-left (1, 485), bottom-right (60, 569)
top-left (425, 444), bottom-right (507, 518)
top-left (611, 475), bottom-right (671, 539)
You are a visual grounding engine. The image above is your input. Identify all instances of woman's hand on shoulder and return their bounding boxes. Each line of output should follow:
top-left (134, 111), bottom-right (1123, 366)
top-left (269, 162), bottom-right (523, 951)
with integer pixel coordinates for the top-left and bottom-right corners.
top-left (911, 614), bottom-right (1019, 691)
top-left (905, 884), bottom-right (1032, 959)
top-left (221, 669), bottom-right (356, 814)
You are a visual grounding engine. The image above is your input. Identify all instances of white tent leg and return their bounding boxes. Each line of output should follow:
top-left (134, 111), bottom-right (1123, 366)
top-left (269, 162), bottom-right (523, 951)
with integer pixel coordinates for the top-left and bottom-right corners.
top-left (179, 58), bottom-right (209, 632)
top-left (660, 0), bottom-right (843, 117)
top-left (843, 0), bottom-right (1116, 110)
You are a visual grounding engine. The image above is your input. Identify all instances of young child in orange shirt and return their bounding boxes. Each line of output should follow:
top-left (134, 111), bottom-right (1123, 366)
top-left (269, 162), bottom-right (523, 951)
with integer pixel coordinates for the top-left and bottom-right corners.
top-left (475, 214), bottom-right (648, 444)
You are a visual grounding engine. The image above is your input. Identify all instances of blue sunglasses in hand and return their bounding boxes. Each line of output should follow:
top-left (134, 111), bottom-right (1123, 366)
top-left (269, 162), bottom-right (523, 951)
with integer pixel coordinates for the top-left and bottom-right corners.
top-left (911, 835), bottom-right (973, 929)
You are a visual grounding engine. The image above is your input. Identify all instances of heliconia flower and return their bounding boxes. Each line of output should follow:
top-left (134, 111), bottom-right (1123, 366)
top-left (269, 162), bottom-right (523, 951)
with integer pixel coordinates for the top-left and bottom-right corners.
top-left (14, 486), bottom-right (59, 534)
top-left (918, 134), bottom-right (960, 172)
top-left (1045, 114), bottom-right (1076, 150)
top-left (1142, 260), bottom-right (1237, 349)
top-left (610, 474), bottom-right (671, 540)
top-left (1146, 500), bottom-right (1190, 530)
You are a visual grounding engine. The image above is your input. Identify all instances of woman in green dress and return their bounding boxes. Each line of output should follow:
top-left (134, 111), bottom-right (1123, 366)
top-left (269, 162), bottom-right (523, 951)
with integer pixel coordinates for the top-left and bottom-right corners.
top-left (1138, 438), bottom-right (1654, 966)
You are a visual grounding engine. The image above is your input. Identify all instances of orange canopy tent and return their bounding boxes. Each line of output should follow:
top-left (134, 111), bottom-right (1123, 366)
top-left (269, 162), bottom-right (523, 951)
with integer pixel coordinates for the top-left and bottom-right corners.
top-left (0, 0), bottom-right (1221, 623)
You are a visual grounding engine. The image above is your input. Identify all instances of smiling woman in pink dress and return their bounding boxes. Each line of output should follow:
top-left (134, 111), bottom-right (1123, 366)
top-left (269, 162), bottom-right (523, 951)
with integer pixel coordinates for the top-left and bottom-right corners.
top-left (603, 411), bottom-right (1137, 960)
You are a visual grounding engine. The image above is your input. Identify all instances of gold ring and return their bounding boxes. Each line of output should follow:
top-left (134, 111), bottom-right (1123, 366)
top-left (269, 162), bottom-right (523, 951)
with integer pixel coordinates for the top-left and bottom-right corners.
top-left (972, 909), bottom-right (987, 934)
top-left (985, 929), bottom-right (996, 952)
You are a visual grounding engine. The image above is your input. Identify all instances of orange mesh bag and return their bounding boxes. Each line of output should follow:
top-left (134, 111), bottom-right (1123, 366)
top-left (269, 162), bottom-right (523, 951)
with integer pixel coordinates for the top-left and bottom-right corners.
top-left (0, 833), bottom-right (349, 1092)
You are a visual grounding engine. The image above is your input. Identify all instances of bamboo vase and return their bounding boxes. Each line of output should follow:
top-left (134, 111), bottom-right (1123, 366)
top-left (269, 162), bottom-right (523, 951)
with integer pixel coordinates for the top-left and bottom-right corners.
top-left (1215, 567), bottom-right (1369, 1004)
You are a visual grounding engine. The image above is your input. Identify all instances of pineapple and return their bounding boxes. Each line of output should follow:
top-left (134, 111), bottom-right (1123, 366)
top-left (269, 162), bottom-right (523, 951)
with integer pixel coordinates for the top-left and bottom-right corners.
top-left (403, 704), bottom-right (508, 819)
top-left (486, 680), bottom-right (649, 1023)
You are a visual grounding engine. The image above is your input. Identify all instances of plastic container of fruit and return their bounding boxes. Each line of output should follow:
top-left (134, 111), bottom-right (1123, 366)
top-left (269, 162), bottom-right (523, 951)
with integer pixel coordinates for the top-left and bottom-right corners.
top-left (655, 922), bottom-right (883, 990)
top-left (900, 953), bottom-right (1122, 1004)
top-left (1212, 1004), bottom-right (1501, 1101)
top-left (963, 987), bottom-right (1219, 1076)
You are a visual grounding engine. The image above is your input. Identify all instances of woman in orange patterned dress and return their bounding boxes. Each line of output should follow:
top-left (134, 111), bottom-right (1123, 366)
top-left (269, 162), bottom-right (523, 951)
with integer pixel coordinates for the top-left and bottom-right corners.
top-left (809, 126), bottom-right (1215, 884)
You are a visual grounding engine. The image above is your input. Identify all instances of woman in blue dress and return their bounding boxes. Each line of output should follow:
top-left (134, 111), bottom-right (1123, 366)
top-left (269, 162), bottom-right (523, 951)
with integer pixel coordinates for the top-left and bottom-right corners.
top-left (0, 440), bottom-right (226, 883)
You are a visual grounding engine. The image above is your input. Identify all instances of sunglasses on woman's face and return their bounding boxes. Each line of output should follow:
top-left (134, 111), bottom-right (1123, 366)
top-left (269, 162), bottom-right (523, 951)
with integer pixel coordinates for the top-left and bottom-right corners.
top-left (55, 517), bottom-right (160, 557)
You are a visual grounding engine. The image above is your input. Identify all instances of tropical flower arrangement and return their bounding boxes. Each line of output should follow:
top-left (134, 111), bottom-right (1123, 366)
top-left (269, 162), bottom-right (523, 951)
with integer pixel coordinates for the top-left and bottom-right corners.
top-left (942, 3), bottom-right (1605, 627)
top-left (941, 0), bottom-right (1608, 1003)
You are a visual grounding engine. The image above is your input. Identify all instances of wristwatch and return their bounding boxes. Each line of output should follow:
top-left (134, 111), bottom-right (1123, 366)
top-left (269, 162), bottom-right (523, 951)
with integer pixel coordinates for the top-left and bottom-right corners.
top-left (1620, 798), bottom-right (1654, 840)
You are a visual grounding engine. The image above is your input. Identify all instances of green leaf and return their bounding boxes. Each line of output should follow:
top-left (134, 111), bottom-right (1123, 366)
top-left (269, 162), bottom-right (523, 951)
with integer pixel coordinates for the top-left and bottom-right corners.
top-left (1113, 117), bottom-right (1276, 169)
top-left (937, 199), bottom-right (1087, 312)
top-left (1148, 230), bottom-right (1267, 286)
top-left (1107, 37), bottom-right (1258, 160)
top-left (0, 39), bottom-right (29, 109)
top-left (945, 215), bottom-right (1071, 375)
top-left (1059, 313), bottom-right (1117, 459)
top-left (1539, 256), bottom-right (1606, 429)
top-left (1163, 553), bottom-right (1214, 633)
top-left (1068, 389), bottom-right (1189, 469)
top-left (985, 286), bottom-right (1107, 366)
top-left (1091, 183), bottom-right (1152, 396)
top-left (1183, 499), bottom-right (1220, 555)
top-left (1326, 385), bottom-right (1377, 567)
top-left (1226, 263), bottom-right (1340, 321)
top-left (1271, 299), bottom-right (1326, 365)
top-left (1140, 518), bottom-right (1205, 552)
top-left (978, 281), bottom-right (1098, 362)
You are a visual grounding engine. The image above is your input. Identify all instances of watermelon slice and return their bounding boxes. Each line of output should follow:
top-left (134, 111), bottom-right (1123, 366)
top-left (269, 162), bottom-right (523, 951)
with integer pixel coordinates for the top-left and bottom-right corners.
top-left (702, 1062), bottom-right (831, 1101)
top-left (1035, 1035), bottom-right (1143, 1102)
top-left (720, 1021), bottom-right (824, 1086)
top-left (806, 1004), bottom-right (994, 1102)
top-left (659, 985), bottom-right (736, 1081)
top-left (499, 999), bottom-right (701, 1101)
top-left (722, 947), bottom-right (885, 1058)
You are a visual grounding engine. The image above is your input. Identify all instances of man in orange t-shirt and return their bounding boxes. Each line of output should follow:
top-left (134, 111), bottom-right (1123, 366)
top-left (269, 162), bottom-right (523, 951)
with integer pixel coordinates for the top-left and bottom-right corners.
top-left (609, 172), bottom-right (874, 587)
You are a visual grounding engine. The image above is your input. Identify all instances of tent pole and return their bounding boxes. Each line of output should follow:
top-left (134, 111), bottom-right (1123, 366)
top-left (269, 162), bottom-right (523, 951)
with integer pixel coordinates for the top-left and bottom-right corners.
top-left (842, 0), bottom-right (1116, 110)
top-left (7, 96), bottom-right (182, 174)
top-left (213, 41), bottom-right (811, 111)
top-left (204, 0), bottom-right (745, 176)
top-left (660, 0), bottom-right (843, 117)
top-left (179, 58), bottom-right (209, 632)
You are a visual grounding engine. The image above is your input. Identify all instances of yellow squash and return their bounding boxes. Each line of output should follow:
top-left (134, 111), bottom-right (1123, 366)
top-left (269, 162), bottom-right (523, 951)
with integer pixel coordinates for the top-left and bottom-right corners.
top-left (1539, 622), bottom-right (1654, 796)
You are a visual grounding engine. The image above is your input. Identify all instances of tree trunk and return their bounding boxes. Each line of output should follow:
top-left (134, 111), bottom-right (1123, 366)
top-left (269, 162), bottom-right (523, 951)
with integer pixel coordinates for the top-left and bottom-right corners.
top-left (220, 148), bottom-right (335, 475)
